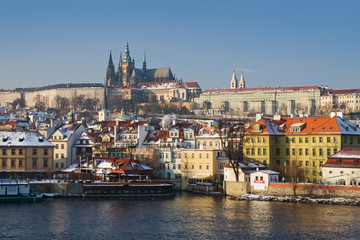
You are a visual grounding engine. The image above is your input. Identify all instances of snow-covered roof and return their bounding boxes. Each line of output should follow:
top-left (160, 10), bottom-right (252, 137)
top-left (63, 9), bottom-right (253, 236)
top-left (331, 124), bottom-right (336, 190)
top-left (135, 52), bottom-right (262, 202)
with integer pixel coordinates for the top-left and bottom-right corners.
top-left (61, 163), bottom-right (78, 172)
top-left (0, 131), bottom-right (53, 147)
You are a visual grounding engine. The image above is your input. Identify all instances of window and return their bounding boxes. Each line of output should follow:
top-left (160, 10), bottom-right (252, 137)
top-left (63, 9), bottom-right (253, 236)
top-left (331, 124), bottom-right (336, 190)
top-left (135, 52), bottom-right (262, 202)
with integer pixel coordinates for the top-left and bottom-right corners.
top-left (61, 154), bottom-right (64, 158)
top-left (61, 144), bottom-right (64, 149)
top-left (299, 161), bottom-right (303, 166)
top-left (260, 176), bottom-right (264, 181)
top-left (55, 153), bottom-right (59, 159)
top-left (178, 164), bottom-right (181, 169)
top-left (32, 158), bottom-right (37, 167)
top-left (263, 137), bottom-right (267, 143)
top-left (276, 137), bottom-right (280, 143)
top-left (2, 159), bottom-right (5, 167)
top-left (319, 137), bottom-right (323, 143)
top-left (199, 165), bottom-right (202, 170)
top-left (306, 161), bottom-right (309, 166)
top-left (320, 161), bottom-right (323, 166)
top-left (327, 149), bottom-right (331, 156)
top-left (313, 148), bottom-right (316, 156)
top-left (11, 149), bottom-right (15, 155)
top-left (276, 148), bottom-right (280, 156)
top-left (319, 149), bottom-right (323, 156)
top-left (286, 148), bottom-right (289, 156)
top-left (185, 153), bottom-right (188, 158)
top-left (299, 138), bottom-right (303, 143)
top-left (44, 149), bottom-right (48, 155)
top-left (327, 137), bottom-right (331, 143)
top-left (305, 137), bottom-right (309, 143)
top-left (184, 164), bottom-right (188, 169)
top-left (334, 148), bottom-right (337, 154)
top-left (312, 137), bottom-right (316, 143)
top-left (258, 137), bottom-right (261, 143)
top-left (19, 159), bottom-right (23, 167)
top-left (173, 164), bottom-right (176, 170)
top-left (19, 149), bottom-right (23, 155)
top-left (251, 149), bottom-right (255, 155)
top-left (11, 159), bottom-right (15, 167)
top-left (246, 149), bottom-right (250, 155)
top-left (33, 149), bottom-right (37, 155)
top-left (55, 144), bottom-right (59, 149)
top-left (44, 159), bottom-right (48, 168)
top-left (199, 153), bottom-right (202, 159)
top-left (263, 148), bottom-right (267, 155)
top-left (313, 161), bottom-right (316, 167)
top-left (350, 137), bottom-right (353, 145)
top-left (2, 149), bottom-right (6, 155)
top-left (334, 137), bottom-right (338, 143)
top-left (258, 148), bottom-right (261, 155)
top-left (286, 138), bottom-right (290, 143)
top-left (191, 164), bottom-right (194, 169)
top-left (255, 176), bottom-right (259, 180)
top-left (206, 153), bottom-right (209, 159)
top-left (191, 153), bottom-right (194, 159)
top-left (299, 148), bottom-right (303, 155)
top-left (292, 138), bottom-right (295, 143)
top-left (206, 165), bottom-right (209, 170)
top-left (292, 148), bottom-right (296, 155)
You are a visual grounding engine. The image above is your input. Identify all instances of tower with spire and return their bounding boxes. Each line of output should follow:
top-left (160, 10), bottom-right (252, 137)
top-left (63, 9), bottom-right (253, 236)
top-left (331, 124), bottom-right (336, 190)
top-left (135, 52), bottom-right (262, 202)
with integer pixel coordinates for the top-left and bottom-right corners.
top-left (106, 51), bottom-right (116, 87)
top-left (98, 81), bottom-right (111, 121)
top-left (117, 42), bottom-right (135, 87)
top-left (230, 71), bottom-right (238, 89)
top-left (239, 72), bottom-right (245, 89)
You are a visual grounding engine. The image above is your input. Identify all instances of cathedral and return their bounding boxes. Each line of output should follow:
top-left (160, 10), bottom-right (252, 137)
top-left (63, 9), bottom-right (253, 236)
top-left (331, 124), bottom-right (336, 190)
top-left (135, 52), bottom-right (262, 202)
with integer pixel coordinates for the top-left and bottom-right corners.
top-left (106, 42), bottom-right (175, 87)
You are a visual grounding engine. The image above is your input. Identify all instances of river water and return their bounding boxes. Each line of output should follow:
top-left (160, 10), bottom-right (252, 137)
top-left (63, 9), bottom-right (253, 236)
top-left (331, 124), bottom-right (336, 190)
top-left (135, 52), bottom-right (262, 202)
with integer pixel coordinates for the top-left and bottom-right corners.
top-left (0, 193), bottom-right (359, 239)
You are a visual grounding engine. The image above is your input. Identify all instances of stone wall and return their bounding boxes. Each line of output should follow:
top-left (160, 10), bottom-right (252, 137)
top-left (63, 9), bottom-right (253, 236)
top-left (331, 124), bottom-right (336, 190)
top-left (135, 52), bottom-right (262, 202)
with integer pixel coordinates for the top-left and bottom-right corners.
top-left (224, 181), bottom-right (248, 196)
top-left (225, 181), bottom-right (360, 198)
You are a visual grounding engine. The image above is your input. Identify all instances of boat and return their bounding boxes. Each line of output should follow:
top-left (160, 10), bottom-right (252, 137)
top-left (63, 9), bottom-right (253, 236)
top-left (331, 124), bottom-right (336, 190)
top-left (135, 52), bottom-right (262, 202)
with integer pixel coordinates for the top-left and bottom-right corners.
top-left (0, 180), bottom-right (43, 203)
top-left (82, 181), bottom-right (175, 198)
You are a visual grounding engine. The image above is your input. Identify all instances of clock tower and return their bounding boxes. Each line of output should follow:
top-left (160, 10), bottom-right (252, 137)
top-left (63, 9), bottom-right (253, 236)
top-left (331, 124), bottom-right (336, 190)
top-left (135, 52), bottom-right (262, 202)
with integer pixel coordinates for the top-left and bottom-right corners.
top-left (119, 42), bottom-right (135, 87)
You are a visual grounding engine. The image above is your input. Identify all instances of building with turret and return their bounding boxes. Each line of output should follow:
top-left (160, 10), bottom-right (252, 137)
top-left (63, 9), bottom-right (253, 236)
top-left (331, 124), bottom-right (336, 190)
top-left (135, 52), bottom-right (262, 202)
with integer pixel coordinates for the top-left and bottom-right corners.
top-left (106, 42), bottom-right (175, 88)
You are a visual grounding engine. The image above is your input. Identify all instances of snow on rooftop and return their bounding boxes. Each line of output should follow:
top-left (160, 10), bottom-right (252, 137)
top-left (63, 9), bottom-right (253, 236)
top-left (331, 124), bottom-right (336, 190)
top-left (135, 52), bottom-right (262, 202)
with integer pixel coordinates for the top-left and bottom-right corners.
top-left (0, 131), bottom-right (53, 147)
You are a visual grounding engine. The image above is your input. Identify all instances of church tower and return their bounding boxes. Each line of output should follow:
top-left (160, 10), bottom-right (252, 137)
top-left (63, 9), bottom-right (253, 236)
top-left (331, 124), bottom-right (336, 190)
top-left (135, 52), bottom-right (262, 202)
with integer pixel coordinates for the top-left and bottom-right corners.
top-left (119, 42), bottom-right (135, 86)
top-left (230, 71), bottom-right (238, 89)
top-left (239, 72), bottom-right (245, 89)
top-left (106, 52), bottom-right (116, 87)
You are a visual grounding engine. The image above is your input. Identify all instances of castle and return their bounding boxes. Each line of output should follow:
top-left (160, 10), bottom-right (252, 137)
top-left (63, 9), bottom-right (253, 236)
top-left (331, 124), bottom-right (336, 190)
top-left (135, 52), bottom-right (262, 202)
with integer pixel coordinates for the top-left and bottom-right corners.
top-left (106, 42), bottom-right (175, 87)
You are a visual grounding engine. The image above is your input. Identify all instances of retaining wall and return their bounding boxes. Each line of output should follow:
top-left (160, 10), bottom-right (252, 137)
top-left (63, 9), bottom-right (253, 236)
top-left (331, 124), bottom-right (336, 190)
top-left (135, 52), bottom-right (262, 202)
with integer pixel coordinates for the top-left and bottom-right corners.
top-left (226, 181), bottom-right (360, 198)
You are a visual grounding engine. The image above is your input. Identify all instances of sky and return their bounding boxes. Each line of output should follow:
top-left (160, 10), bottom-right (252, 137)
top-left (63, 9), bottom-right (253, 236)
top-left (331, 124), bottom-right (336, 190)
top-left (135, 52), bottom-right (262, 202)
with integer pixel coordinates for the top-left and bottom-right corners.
top-left (0, 0), bottom-right (359, 91)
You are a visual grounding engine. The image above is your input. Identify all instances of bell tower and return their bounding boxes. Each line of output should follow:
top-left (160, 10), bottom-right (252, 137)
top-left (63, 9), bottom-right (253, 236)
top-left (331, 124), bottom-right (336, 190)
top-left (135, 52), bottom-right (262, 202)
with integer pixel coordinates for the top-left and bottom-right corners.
top-left (230, 71), bottom-right (238, 89)
top-left (119, 42), bottom-right (135, 86)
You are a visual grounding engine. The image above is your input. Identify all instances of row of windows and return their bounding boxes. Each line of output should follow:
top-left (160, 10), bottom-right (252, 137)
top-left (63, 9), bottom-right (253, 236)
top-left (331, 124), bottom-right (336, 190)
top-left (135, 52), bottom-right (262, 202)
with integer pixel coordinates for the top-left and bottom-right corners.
top-left (55, 144), bottom-right (65, 149)
top-left (197, 141), bottom-right (220, 147)
top-left (1, 158), bottom-right (24, 167)
top-left (276, 160), bottom-right (324, 167)
top-left (55, 153), bottom-right (65, 159)
top-left (276, 148), bottom-right (337, 156)
top-left (184, 164), bottom-right (210, 170)
top-left (164, 163), bottom-right (181, 170)
top-left (245, 148), bottom-right (267, 156)
top-left (246, 137), bottom-right (267, 143)
top-left (159, 152), bottom-right (181, 159)
top-left (2, 148), bottom-right (48, 156)
top-left (184, 152), bottom-right (210, 159)
top-left (1, 158), bottom-right (48, 168)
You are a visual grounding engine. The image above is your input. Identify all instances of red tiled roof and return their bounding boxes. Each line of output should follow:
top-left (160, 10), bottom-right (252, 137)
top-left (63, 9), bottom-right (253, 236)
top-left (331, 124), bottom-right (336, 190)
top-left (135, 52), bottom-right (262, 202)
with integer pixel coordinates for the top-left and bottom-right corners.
top-left (326, 89), bottom-right (360, 95)
top-left (246, 116), bottom-right (358, 135)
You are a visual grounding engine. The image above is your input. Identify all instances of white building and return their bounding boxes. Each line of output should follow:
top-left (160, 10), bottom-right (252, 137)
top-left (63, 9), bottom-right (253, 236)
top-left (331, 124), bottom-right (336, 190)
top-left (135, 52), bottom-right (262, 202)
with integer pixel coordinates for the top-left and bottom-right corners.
top-left (322, 148), bottom-right (360, 185)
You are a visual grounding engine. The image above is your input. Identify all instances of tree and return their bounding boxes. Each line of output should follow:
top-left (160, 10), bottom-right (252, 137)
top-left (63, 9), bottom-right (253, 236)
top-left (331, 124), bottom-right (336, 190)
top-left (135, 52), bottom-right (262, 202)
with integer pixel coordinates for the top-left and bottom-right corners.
top-left (10, 98), bottom-right (25, 110)
top-left (201, 101), bottom-right (211, 115)
top-left (278, 103), bottom-right (288, 115)
top-left (33, 93), bottom-right (46, 110)
top-left (83, 98), bottom-right (99, 111)
top-left (218, 118), bottom-right (246, 182)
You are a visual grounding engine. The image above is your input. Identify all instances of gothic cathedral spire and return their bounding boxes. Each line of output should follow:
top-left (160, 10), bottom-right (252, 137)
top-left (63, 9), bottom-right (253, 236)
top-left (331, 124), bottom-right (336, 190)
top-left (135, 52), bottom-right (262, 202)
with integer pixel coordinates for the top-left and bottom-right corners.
top-left (143, 52), bottom-right (147, 71)
top-left (106, 51), bottom-right (116, 87)
top-left (230, 70), bottom-right (238, 89)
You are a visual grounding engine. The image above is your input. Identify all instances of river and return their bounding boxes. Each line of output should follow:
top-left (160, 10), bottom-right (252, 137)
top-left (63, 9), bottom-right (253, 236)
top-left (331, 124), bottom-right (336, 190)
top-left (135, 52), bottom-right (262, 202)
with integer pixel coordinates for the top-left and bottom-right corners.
top-left (0, 192), bottom-right (359, 239)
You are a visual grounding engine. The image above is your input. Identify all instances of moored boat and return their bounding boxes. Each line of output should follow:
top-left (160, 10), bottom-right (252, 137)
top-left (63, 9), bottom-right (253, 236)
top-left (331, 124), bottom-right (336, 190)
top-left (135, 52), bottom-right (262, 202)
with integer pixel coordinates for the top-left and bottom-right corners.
top-left (0, 179), bottom-right (43, 203)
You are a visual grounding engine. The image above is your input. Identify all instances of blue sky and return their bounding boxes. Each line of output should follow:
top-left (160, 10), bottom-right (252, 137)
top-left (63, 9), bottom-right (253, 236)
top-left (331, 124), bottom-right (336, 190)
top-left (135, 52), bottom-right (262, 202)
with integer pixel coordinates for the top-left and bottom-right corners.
top-left (0, 0), bottom-right (359, 90)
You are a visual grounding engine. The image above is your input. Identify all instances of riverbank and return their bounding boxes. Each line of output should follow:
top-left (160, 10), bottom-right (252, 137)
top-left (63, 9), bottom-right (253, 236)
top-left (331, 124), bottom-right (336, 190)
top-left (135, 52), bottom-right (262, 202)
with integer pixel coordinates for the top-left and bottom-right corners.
top-left (229, 194), bottom-right (360, 206)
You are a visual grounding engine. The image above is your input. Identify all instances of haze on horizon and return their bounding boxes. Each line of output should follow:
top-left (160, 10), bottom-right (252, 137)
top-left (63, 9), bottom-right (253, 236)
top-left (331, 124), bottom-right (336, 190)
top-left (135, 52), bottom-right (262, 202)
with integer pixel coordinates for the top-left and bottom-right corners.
top-left (0, 0), bottom-right (359, 91)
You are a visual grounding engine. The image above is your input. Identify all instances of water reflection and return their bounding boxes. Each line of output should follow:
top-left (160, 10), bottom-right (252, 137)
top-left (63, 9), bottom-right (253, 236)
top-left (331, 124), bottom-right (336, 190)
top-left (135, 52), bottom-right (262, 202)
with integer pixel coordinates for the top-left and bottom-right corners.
top-left (0, 193), bottom-right (359, 239)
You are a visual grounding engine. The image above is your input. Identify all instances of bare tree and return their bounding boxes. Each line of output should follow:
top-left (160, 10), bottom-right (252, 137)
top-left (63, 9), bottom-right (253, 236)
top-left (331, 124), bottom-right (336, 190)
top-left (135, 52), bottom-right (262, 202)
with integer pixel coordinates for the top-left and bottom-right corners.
top-left (33, 93), bottom-right (46, 110)
top-left (217, 118), bottom-right (246, 182)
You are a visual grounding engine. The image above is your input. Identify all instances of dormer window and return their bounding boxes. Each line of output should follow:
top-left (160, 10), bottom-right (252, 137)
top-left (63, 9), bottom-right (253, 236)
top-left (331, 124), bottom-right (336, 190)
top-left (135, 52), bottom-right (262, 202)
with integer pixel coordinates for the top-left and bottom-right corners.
top-left (252, 124), bottom-right (262, 133)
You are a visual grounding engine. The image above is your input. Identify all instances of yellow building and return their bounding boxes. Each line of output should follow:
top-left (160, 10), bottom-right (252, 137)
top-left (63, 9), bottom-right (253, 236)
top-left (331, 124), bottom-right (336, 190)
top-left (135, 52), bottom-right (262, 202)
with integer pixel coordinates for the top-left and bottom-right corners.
top-left (181, 149), bottom-right (218, 190)
top-left (0, 131), bottom-right (54, 176)
top-left (244, 113), bottom-right (360, 182)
